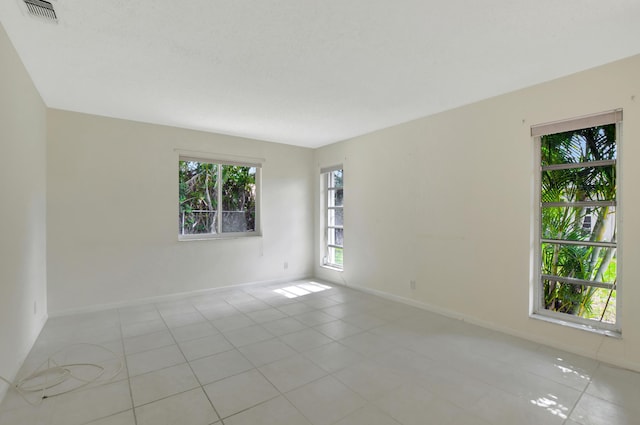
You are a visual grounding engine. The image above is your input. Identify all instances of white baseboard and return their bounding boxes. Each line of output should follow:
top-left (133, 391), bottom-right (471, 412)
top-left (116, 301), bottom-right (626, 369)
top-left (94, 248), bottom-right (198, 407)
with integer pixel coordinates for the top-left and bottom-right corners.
top-left (337, 282), bottom-right (640, 373)
top-left (49, 274), bottom-right (312, 318)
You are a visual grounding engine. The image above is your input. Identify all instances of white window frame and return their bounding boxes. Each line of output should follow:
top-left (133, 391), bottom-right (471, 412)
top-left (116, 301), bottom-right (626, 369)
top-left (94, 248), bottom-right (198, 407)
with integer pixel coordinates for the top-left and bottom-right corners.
top-left (321, 165), bottom-right (343, 270)
top-left (531, 110), bottom-right (622, 335)
top-left (178, 153), bottom-right (262, 241)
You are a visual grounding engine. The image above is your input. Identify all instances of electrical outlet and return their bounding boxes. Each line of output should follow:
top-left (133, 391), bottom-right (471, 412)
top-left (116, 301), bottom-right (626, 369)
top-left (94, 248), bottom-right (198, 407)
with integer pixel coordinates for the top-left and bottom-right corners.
top-left (284, 262), bottom-right (289, 270)
top-left (410, 280), bottom-right (416, 290)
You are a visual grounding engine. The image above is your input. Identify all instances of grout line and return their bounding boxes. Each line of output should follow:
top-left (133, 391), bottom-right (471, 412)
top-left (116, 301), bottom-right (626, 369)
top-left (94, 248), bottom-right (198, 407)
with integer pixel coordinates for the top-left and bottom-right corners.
top-left (116, 307), bottom-right (139, 425)
top-left (157, 297), bottom-right (227, 422)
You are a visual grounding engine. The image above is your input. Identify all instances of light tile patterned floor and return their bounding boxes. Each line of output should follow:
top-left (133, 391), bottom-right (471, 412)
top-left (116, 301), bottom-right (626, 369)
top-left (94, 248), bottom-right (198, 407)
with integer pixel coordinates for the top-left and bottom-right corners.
top-left (1, 280), bottom-right (639, 425)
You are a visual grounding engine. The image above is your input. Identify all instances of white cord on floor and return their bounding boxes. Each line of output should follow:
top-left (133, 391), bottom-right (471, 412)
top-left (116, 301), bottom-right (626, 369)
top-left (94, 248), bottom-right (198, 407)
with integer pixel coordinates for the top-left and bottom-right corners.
top-left (0, 343), bottom-right (123, 406)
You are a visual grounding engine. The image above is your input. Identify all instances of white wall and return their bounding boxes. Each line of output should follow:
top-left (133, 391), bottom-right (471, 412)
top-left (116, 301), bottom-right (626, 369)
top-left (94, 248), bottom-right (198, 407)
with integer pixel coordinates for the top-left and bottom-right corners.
top-left (47, 110), bottom-right (315, 313)
top-left (0, 23), bottom-right (48, 397)
top-left (315, 54), bottom-right (640, 372)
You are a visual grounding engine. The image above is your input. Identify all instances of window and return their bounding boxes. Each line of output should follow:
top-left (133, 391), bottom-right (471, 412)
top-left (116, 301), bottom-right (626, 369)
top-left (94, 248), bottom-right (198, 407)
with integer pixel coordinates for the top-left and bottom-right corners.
top-left (178, 157), bottom-right (260, 239)
top-left (532, 110), bottom-right (621, 332)
top-left (322, 166), bottom-right (343, 269)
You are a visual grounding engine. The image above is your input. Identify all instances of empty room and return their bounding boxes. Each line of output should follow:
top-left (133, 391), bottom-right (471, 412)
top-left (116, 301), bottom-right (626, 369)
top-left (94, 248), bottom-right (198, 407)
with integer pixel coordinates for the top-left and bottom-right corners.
top-left (1, 1), bottom-right (640, 424)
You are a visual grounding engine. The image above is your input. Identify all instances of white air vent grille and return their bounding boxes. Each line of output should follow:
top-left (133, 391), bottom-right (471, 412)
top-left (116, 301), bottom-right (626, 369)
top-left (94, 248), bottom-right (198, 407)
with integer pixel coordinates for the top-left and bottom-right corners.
top-left (24, 0), bottom-right (57, 21)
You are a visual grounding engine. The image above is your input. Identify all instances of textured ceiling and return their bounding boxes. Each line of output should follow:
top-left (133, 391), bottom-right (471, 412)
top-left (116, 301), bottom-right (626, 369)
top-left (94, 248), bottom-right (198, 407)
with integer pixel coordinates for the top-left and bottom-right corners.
top-left (1, 1), bottom-right (639, 147)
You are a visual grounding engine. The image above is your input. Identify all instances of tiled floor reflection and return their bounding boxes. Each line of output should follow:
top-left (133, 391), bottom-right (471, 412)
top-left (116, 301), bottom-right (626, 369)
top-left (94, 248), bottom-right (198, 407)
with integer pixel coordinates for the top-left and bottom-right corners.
top-left (1, 280), bottom-right (638, 425)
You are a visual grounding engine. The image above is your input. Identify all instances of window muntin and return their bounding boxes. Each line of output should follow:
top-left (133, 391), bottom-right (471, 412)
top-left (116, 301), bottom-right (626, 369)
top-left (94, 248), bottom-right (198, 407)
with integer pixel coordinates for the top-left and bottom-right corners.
top-left (324, 168), bottom-right (343, 269)
top-left (534, 116), bottom-right (620, 329)
top-left (179, 158), bottom-right (259, 239)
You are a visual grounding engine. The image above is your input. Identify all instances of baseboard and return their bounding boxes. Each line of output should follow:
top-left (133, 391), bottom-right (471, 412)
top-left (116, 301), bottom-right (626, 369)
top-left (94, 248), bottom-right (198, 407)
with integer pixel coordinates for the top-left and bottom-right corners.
top-left (49, 274), bottom-right (312, 318)
top-left (337, 282), bottom-right (640, 373)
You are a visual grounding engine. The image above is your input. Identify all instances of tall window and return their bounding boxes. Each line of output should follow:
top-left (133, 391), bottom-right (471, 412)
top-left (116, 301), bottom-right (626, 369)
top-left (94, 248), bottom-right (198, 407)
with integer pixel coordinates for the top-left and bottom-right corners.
top-left (532, 110), bottom-right (621, 331)
top-left (322, 167), bottom-right (343, 269)
top-left (179, 157), bottom-right (260, 239)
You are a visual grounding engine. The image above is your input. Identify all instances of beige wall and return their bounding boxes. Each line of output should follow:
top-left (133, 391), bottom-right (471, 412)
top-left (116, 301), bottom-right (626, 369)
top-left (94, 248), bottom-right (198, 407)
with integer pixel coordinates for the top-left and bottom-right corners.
top-left (46, 110), bottom-right (315, 313)
top-left (315, 54), bottom-right (640, 372)
top-left (0, 23), bottom-right (48, 397)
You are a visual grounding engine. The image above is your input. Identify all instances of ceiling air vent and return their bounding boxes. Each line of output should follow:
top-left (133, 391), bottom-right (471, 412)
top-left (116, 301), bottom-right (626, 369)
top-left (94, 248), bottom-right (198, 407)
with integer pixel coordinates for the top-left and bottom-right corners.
top-left (24, 0), bottom-right (57, 21)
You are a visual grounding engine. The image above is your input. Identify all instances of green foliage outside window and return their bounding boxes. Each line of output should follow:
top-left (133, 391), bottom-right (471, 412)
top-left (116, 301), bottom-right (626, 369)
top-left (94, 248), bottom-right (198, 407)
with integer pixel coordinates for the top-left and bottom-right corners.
top-left (540, 125), bottom-right (617, 323)
top-left (179, 160), bottom-right (257, 235)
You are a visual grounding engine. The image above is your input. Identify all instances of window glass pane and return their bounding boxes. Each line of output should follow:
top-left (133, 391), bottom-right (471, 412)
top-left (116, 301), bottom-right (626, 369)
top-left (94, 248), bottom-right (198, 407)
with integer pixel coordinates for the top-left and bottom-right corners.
top-left (330, 169), bottom-right (343, 188)
top-left (541, 243), bottom-right (617, 284)
top-left (541, 124), bottom-right (616, 166)
top-left (179, 161), bottom-right (218, 234)
top-left (328, 207), bottom-right (343, 227)
top-left (541, 206), bottom-right (616, 242)
top-left (329, 189), bottom-right (343, 207)
top-left (328, 247), bottom-right (343, 267)
top-left (328, 228), bottom-right (344, 247)
top-left (541, 166), bottom-right (615, 203)
top-left (221, 166), bottom-right (257, 233)
top-left (538, 121), bottom-right (618, 328)
top-left (542, 279), bottom-right (616, 324)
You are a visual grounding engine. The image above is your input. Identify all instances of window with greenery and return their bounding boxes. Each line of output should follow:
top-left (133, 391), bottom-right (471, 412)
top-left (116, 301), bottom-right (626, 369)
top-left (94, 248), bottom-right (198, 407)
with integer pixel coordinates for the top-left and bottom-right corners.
top-left (323, 167), bottom-right (343, 269)
top-left (179, 158), bottom-right (260, 239)
top-left (533, 111), bottom-right (621, 331)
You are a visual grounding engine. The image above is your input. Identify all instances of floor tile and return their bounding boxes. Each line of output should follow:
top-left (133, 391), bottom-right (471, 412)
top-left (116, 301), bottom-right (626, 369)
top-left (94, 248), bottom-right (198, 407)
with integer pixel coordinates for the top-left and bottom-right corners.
top-left (469, 386), bottom-right (567, 425)
top-left (229, 299), bottom-right (272, 313)
top-left (333, 404), bottom-right (402, 425)
top-left (258, 354), bottom-right (326, 392)
top-left (302, 296), bottom-right (342, 310)
top-left (223, 395), bottom-right (312, 425)
top-left (121, 319), bottom-right (167, 339)
top-left (189, 349), bottom-right (253, 385)
top-left (586, 363), bottom-right (640, 410)
top-left (134, 388), bottom-right (218, 425)
top-left (286, 375), bottom-right (366, 425)
top-left (292, 311), bottom-right (337, 327)
top-left (334, 360), bottom-right (405, 401)
top-left (6, 280), bottom-right (640, 425)
top-left (261, 317), bottom-right (307, 336)
top-left (246, 308), bottom-right (287, 324)
top-left (171, 321), bottom-right (217, 343)
top-left (162, 311), bottom-right (206, 329)
top-left (313, 320), bottom-right (363, 340)
top-left (124, 330), bottom-right (174, 355)
top-left (130, 363), bottom-right (199, 406)
top-left (126, 344), bottom-right (185, 376)
top-left (279, 328), bottom-right (332, 352)
top-left (223, 325), bottom-right (273, 347)
top-left (204, 369), bottom-right (279, 418)
top-left (375, 383), bottom-right (462, 425)
top-left (0, 399), bottom-right (54, 425)
top-left (339, 332), bottom-right (396, 356)
top-left (278, 302), bottom-right (316, 316)
top-left (570, 393), bottom-right (640, 425)
top-left (86, 410), bottom-right (136, 425)
top-left (211, 314), bottom-right (255, 332)
top-left (178, 333), bottom-right (233, 361)
top-left (238, 338), bottom-right (297, 367)
top-left (198, 304), bottom-right (239, 320)
top-left (303, 341), bottom-right (364, 373)
top-left (341, 313), bottom-right (387, 330)
top-left (51, 380), bottom-right (132, 425)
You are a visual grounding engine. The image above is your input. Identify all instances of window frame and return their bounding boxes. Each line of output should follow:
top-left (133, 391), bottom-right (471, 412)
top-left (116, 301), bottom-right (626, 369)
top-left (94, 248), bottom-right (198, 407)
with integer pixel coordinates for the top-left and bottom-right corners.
top-left (321, 165), bottom-right (343, 270)
top-left (531, 110), bottom-right (622, 335)
top-left (178, 155), bottom-right (262, 241)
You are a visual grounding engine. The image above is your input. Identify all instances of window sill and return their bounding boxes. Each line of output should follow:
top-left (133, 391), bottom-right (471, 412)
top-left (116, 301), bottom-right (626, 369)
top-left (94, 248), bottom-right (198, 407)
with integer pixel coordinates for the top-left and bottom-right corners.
top-left (179, 233), bottom-right (262, 242)
top-left (530, 312), bottom-right (621, 338)
top-left (321, 264), bottom-right (343, 272)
